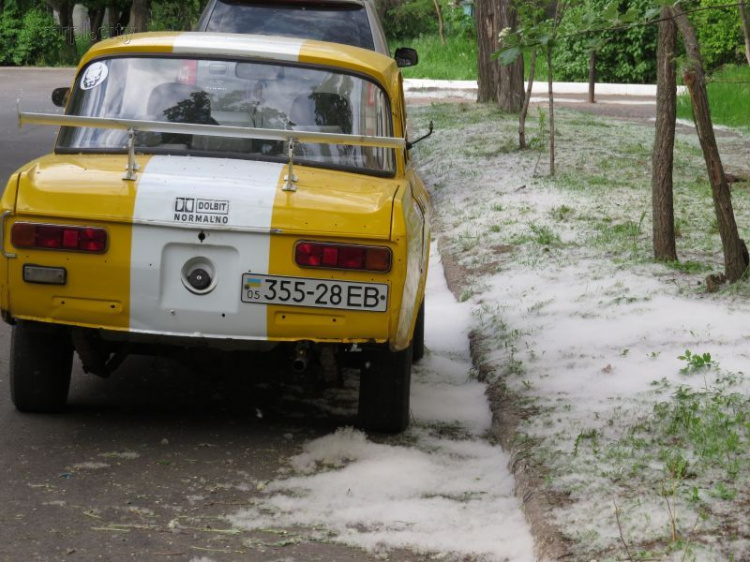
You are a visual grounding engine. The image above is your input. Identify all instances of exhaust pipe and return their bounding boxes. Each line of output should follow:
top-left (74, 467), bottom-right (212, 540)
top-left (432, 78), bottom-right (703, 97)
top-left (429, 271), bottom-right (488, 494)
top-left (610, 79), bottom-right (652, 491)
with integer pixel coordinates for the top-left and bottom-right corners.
top-left (292, 342), bottom-right (310, 373)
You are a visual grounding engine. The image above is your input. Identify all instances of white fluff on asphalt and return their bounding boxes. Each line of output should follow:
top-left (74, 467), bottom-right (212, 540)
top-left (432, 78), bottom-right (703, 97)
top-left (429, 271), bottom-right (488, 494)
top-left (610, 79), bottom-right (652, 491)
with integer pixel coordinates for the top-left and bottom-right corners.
top-left (229, 247), bottom-right (535, 561)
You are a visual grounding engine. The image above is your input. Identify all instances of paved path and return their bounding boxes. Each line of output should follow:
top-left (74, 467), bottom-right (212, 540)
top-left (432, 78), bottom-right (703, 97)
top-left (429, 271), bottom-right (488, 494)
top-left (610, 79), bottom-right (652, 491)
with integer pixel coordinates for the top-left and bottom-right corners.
top-left (403, 78), bottom-right (662, 121)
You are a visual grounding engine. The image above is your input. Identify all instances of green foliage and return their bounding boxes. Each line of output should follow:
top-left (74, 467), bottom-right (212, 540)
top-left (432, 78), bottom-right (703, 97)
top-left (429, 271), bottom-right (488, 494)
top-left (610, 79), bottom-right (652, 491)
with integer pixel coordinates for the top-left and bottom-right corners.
top-left (690, 0), bottom-right (745, 70)
top-left (383, 0), bottom-right (472, 41)
top-left (677, 350), bottom-right (713, 374)
top-left (0, 4), bottom-right (63, 66)
top-left (553, 0), bottom-right (658, 83)
top-left (528, 223), bottom-right (562, 246)
top-left (150, 0), bottom-right (209, 32)
top-left (384, 0), bottom-right (438, 40)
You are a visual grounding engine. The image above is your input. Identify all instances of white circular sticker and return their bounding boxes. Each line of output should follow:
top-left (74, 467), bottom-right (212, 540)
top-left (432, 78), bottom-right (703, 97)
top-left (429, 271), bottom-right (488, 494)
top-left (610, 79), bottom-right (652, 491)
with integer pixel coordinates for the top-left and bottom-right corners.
top-left (80, 62), bottom-right (109, 90)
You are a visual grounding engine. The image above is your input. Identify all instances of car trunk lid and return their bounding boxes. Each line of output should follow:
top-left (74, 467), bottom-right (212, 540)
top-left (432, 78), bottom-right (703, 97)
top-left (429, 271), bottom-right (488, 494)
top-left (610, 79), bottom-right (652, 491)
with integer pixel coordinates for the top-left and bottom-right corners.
top-left (15, 154), bottom-right (397, 239)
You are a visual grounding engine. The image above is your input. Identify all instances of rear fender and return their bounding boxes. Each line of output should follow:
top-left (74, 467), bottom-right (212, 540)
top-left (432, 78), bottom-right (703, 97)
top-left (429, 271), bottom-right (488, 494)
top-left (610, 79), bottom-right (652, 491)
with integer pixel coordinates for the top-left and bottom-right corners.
top-left (390, 182), bottom-right (426, 351)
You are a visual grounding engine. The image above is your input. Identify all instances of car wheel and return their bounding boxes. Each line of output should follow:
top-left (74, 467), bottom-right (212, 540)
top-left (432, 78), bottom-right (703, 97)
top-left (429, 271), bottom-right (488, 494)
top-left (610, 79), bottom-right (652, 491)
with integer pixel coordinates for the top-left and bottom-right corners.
top-left (358, 345), bottom-right (412, 433)
top-left (10, 321), bottom-right (74, 413)
top-left (412, 300), bottom-right (425, 363)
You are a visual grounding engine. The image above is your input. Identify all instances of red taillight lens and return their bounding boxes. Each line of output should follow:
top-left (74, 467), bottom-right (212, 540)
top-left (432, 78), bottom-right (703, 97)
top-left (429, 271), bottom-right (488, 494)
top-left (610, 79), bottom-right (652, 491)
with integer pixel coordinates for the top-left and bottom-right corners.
top-left (365, 248), bottom-right (392, 272)
top-left (11, 223), bottom-right (107, 253)
top-left (10, 222), bottom-right (36, 247)
top-left (78, 228), bottom-right (108, 252)
top-left (295, 242), bottom-right (391, 272)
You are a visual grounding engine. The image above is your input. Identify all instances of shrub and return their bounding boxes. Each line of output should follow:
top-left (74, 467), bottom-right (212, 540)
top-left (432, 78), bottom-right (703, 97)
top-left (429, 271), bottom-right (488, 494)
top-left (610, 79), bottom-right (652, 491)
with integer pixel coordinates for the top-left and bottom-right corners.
top-left (384, 0), bottom-right (438, 40)
top-left (17, 8), bottom-right (63, 65)
top-left (0, 5), bottom-right (63, 66)
top-left (690, 0), bottom-right (744, 70)
top-left (552, 0), bottom-right (658, 84)
top-left (150, 0), bottom-right (209, 31)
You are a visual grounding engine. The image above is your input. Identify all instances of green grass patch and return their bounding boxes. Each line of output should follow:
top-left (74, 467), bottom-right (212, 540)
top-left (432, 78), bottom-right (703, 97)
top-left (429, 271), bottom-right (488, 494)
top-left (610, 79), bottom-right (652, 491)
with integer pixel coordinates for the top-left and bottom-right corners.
top-left (677, 65), bottom-right (750, 133)
top-left (392, 34), bottom-right (477, 80)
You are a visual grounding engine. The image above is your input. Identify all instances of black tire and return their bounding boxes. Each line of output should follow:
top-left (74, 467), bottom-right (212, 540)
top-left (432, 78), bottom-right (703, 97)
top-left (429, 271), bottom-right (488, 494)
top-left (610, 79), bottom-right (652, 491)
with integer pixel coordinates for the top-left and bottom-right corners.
top-left (412, 300), bottom-right (425, 363)
top-left (358, 345), bottom-right (412, 433)
top-left (10, 321), bottom-right (74, 413)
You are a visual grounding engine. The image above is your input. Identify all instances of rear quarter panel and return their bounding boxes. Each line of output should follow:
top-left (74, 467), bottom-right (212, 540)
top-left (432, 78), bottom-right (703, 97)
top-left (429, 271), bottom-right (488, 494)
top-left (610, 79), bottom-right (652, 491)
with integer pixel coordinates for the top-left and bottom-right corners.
top-left (391, 176), bottom-right (429, 351)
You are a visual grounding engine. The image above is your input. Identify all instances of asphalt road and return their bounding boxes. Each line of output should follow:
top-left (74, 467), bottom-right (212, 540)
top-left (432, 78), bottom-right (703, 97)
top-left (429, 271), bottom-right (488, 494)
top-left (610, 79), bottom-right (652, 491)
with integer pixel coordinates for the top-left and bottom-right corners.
top-left (0, 69), bottom-right (424, 562)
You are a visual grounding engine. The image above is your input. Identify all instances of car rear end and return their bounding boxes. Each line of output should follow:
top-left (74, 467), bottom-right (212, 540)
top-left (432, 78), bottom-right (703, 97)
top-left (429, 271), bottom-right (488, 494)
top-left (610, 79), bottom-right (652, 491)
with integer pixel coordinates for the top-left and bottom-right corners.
top-left (1, 33), bottom-right (429, 431)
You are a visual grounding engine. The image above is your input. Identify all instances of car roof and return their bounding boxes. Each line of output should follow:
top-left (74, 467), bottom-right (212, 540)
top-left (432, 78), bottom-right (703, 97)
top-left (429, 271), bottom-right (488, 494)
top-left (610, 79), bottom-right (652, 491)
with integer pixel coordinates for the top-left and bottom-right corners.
top-left (80, 32), bottom-right (400, 95)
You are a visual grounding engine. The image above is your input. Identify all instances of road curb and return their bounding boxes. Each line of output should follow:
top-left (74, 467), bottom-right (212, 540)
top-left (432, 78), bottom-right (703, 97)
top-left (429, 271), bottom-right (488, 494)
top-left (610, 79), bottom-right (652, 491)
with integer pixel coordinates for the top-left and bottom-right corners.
top-left (404, 78), bottom-right (686, 97)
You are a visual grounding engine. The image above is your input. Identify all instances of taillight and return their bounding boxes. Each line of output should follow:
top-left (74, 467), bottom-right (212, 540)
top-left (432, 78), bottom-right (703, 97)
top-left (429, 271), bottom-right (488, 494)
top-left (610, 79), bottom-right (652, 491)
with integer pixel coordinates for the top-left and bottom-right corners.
top-left (11, 223), bottom-right (107, 253)
top-left (295, 242), bottom-right (391, 272)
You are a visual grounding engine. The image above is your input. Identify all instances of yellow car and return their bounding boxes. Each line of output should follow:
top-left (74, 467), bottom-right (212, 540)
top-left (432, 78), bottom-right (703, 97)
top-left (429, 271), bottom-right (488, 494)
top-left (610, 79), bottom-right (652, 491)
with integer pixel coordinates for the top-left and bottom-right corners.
top-left (1, 32), bottom-right (431, 432)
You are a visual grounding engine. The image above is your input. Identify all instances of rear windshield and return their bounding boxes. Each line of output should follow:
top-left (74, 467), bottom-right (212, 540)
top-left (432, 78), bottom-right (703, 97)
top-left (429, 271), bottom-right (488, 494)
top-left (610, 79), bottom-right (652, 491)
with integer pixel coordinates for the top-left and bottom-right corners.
top-left (204, 1), bottom-right (375, 51)
top-left (57, 56), bottom-right (395, 175)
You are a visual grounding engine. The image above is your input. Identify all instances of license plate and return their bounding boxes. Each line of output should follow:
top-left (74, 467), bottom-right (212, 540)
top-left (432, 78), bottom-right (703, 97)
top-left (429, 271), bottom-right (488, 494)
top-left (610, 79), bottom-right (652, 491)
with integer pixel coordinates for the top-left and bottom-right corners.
top-left (241, 273), bottom-right (388, 312)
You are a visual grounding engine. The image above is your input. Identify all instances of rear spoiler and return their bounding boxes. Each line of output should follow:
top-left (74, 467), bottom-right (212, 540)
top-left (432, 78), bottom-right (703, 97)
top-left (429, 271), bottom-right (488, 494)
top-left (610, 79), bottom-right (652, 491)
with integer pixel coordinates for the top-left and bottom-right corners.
top-left (18, 109), bottom-right (405, 190)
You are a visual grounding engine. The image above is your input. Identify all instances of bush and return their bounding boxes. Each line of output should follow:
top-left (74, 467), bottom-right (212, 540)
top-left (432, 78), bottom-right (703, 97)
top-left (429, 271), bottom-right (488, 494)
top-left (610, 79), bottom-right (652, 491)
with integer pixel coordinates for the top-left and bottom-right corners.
top-left (0, 5), bottom-right (63, 66)
top-left (384, 0), bottom-right (438, 40)
top-left (690, 0), bottom-right (744, 70)
top-left (150, 0), bottom-right (209, 31)
top-left (552, 0), bottom-right (658, 84)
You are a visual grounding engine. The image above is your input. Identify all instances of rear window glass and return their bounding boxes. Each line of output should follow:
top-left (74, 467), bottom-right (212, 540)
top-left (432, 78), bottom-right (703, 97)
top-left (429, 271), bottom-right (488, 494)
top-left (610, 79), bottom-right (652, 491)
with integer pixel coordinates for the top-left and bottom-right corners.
top-left (204, 1), bottom-right (375, 51)
top-left (57, 56), bottom-right (395, 175)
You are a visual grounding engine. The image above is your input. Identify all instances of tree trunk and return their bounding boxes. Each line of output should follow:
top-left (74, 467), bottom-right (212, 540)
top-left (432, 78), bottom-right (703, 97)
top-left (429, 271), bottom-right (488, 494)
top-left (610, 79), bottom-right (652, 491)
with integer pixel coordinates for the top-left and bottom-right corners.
top-left (108, 3), bottom-right (121, 36)
top-left (672, 5), bottom-right (749, 281)
top-left (89, 7), bottom-right (106, 42)
top-left (46, 0), bottom-right (78, 61)
top-left (588, 50), bottom-right (596, 103)
top-left (433, 0), bottom-right (445, 46)
top-left (131, 0), bottom-right (149, 32)
top-left (740, 1), bottom-right (750, 65)
top-left (118, 6), bottom-right (130, 31)
top-left (651, 7), bottom-right (678, 262)
top-left (475, 0), bottom-right (524, 111)
top-left (546, 45), bottom-right (555, 176)
top-left (519, 48), bottom-right (537, 149)
top-left (49, 0), bottom-right (76, 46)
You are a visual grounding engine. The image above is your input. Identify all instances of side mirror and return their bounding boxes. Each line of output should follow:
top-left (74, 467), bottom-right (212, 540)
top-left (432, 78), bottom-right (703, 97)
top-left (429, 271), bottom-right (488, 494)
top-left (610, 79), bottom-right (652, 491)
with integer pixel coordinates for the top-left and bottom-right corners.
top-left (51, 87), bottom-right (70, 108)
top-left (395, 47), bottom-right (418, 68)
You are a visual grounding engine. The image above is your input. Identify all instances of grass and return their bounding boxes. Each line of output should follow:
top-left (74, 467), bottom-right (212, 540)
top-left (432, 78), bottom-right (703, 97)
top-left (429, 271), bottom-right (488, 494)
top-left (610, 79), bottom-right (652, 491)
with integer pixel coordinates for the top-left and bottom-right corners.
top-left (392, 34), bottom-right (477, 80)
top-left (410, 96), bottom-right (750, 561)
top-left (677, 64), bottom-right (750, 133)
top-left (393, 34), bottom-right (549, 81)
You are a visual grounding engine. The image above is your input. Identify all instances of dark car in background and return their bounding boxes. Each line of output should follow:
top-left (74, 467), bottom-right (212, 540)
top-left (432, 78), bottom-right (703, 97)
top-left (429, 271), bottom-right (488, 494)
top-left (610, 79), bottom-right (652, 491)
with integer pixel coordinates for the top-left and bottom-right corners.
top-left (196, 0), bottom-right (418, 67)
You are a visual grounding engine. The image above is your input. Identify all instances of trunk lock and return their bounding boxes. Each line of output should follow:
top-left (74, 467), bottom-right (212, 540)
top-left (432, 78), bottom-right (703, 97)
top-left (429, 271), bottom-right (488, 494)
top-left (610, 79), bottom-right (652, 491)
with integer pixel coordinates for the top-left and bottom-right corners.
top-left (181, 257), bottom-right (216, 295)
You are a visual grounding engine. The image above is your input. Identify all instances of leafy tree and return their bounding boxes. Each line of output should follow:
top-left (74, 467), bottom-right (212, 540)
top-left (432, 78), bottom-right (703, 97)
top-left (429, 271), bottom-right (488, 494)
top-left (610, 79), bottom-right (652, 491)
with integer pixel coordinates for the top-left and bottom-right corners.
top-left (741, 0), bottom-right (750, 64)
top-left (150, 0), bottom-right (208, 31)
top-left (81, 0), bottom-right (107, 41)
top-left (0, 0), bottom-right (63, 65)
top-left (384, 0), bottom-right (438, 40)
top-left (690, 0), bottom-right (744, 69)
top-left (130, 0), bottom-right (148, 32)
top-left (551, 0), bottom-right (657, 83)
top-left (495, 0), bottom-right (571, 172)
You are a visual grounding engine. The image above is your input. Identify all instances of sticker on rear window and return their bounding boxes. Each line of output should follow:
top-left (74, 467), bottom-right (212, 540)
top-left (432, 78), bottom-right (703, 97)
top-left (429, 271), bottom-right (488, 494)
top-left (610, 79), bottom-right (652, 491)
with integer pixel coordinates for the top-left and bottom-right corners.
top-left (81, 62), bottom-right (108, 90)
